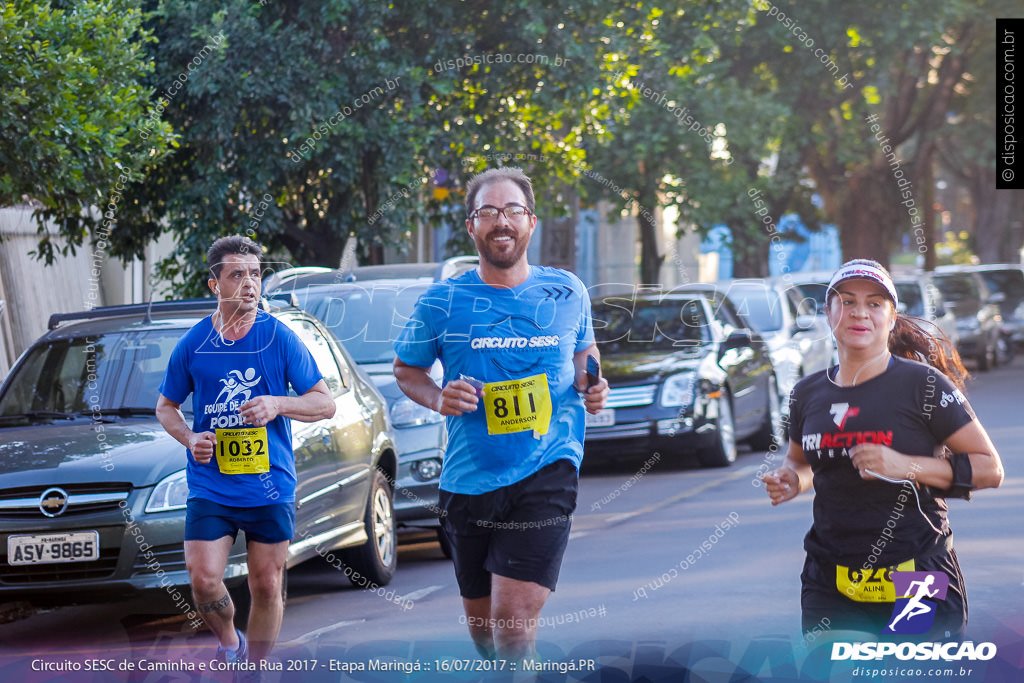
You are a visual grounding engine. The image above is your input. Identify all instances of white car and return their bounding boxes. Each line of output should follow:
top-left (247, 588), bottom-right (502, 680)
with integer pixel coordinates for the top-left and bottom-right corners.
top-left (716, 279), bottom-right (833, 400)
top-left (685, 280), bottom-right (833, 415)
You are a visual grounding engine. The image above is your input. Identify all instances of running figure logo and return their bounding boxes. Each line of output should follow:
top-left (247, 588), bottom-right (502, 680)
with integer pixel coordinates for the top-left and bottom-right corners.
top-left (883, 571), bottom-right (949, 635)
top-left (215, 368), bottom-right (261, 406)
top-left (829, 403), bottom-right (860, 429)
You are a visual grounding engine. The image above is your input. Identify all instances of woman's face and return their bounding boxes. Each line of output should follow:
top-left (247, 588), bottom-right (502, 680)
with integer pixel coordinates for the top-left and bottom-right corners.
top-left (826, 278), bottom-right (895, 353)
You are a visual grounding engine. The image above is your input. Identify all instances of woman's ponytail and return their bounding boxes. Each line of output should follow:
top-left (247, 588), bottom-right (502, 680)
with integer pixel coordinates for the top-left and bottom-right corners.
top-left (889, 316), bottom-right (969, 391)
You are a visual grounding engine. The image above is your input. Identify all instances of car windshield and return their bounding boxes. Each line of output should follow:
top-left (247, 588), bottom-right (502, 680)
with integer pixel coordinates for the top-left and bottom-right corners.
top-left (299, 283), bottom-right (429, 364)
top-left (978, 269), bottom-right (1024, 299)
top-left (934, 275), bottom-right (976, 302)
top-left (721, 285), bottom-right (784, 332)
top-left (0, 329), bottom-right (188, 421)
top-left (895, 283), bottom-right (925, 316)
top-left (593, 298), bottom-right (707, 352)
top-left (793, 282), bottom-right (828, 315)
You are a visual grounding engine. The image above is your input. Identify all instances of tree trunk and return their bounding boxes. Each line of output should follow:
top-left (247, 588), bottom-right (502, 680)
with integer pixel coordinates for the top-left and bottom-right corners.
top-left (837, 165), bottom-right (900, 269)
top-left (637, 208), bottom-right (662, 285)
top-left (731, 238), bottom-right (770, 278)
top-left (973, 169), bottom-right (1024, 263)
top-left (637, 187), bottom-right (662, 285)
top-left (919, 153), bottom-right (936, 272)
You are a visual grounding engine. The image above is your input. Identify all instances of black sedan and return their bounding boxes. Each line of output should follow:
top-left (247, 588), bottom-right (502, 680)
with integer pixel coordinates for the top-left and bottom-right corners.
top-left (584, 288), bottom-right (783, 467)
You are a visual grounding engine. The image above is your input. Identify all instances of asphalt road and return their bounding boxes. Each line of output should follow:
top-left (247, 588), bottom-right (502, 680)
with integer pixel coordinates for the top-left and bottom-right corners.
top-left (1, 358), bottom-right (1022, 682)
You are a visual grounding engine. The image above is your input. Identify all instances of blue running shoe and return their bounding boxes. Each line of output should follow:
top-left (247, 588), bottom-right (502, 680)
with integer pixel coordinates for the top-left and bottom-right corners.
top-left (216, 628), bottom-right (248, 664)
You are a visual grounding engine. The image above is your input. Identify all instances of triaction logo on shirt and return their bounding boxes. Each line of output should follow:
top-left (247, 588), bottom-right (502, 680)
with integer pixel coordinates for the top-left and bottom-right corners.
top-left (470, 335), bottom-right (561, 349)
top-left (801, 430), bottom-right (893, 452)
top-left (831, 641), bottom-right (997, 662)
top-left (829, 402), bottom-right (860, 429)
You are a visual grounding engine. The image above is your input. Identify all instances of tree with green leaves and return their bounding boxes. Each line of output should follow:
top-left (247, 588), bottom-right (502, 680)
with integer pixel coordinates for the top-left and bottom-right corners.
top-left (0, 0), bottom-right (175, 261)
top-left (729, 0), bottom-right (984, 269)
top-left (107, 0), bottom-right (626, 296)
top-left (936, 0), bottom-right (1024, 264)
top-left (580, 2), bottom-right (767, 283)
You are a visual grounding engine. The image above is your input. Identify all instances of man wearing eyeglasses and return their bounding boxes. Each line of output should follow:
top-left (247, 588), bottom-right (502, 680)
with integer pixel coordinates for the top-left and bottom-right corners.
top-left (394, 167), bottom-right (609, 660)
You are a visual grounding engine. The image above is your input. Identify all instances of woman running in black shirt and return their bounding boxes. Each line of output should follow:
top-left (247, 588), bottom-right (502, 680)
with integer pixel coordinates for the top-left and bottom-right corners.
top-left (763, 259), bottom-right (1003, 639)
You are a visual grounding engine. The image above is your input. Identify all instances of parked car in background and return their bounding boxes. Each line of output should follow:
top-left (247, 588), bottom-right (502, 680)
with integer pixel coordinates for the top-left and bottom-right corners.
top-left (892, 272), bottom-right (960, 350)
top-left (282, 278), bottom-right (451, 554)
top-left (966, 264), bottom-right (1024, 352)
top-left (584, 288), bottom-right (783, 468)
top-left (0, 300), bottom-right (398, 615)
top-left (687, 279), bottom-right (833, 409)
top-left (932, 268), bottom-right (1007, 370)
top-left (263, 256), bottom-right (479, 293)
top-left (785, 270), bottom-right (835, 316)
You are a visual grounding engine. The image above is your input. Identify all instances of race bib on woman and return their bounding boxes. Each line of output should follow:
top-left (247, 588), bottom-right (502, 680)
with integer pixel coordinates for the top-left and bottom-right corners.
top-left (836, 559), bottom-right (916, 602)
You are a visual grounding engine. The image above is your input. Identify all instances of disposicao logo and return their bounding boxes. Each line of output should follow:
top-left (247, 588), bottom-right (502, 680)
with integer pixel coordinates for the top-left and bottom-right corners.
top-left (883, 571), bottom-right (948, 635)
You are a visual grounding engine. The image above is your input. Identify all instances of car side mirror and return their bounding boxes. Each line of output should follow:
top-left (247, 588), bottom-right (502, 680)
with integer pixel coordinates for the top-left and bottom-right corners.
top-left (988, 292), bottom-right (1006, 305)
top-left (934, 305), bottom-right (947, 317)
top-left (719, 330), bottom-right (752, 360)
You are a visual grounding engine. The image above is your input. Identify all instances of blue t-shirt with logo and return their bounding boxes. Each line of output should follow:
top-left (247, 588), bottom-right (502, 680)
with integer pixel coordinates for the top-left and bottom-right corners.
top-left (160, 311), bottom-right (323, 506)
top-left (394, 266), bottom-right (595, 494)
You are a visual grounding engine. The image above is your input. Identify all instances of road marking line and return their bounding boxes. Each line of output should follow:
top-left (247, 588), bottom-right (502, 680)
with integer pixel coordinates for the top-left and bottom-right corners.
top-left (399, 584), bottom-right (446, 602)
top-left (602, 465), bottom-right (758, 526)
top-left (296, 619), bottom-right (366, 642)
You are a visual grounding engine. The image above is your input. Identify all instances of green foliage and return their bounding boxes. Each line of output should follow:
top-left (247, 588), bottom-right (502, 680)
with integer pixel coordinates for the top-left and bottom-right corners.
top-left (6, 0), bottom-right (1010, 289)
top-left (728, 0), bottom-right (981, 267)
top-left (0, 0), bottom-right (176, 260)
top-left (113, 0), bottom-right (625, 295)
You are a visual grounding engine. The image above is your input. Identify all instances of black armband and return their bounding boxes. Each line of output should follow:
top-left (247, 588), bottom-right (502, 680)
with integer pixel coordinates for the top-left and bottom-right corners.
top-left (934, 452), bottom-right (974, 500)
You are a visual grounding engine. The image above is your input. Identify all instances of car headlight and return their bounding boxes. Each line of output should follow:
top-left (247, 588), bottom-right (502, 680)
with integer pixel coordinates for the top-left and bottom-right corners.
top-left (659, 372), bottom-right (696, 408)
top-left (145, 469), bottom-right (190, 513)
top-left (412, 458), bottom-right (442, 482)
top-left (390, 397), bottom-right (444, 428)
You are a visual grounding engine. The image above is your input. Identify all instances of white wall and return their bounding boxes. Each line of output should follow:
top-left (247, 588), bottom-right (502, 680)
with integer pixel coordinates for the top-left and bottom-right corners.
top-left (0, 206), bottom-right (169, 374)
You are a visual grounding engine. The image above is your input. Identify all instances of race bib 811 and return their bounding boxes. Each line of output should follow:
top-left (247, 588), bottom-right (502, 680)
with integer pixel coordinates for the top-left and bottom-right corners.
top-left (482, 373), bottom-right (552, 438)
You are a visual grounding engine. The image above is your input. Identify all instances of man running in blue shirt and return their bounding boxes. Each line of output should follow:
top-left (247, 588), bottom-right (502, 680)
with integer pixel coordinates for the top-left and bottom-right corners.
top-left (157, 236), bottom-right (335, 664)
top-left (394, 167), bottom-right (609, 659)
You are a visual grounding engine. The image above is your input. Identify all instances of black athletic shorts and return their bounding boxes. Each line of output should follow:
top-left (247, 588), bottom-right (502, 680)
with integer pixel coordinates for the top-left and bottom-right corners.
top-left (801, 544), bottom-right (968, 640)
top-left (438, 459), bottom-right (578, 599)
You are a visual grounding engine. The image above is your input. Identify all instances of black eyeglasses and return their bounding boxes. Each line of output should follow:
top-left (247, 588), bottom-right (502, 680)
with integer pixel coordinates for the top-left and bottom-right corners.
top-left (470, 204), bottom-right (532, 222)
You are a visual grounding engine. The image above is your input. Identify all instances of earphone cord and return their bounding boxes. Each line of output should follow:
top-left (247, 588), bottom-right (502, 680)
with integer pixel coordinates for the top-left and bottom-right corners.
top-left (827, 348), bottom-right (890, 388)
top-left (862, 468), bottom-right (946, 536)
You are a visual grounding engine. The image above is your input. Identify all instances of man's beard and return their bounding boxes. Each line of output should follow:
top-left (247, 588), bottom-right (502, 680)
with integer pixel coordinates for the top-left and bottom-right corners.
top-left (475, 229), bottom-right (528, 269)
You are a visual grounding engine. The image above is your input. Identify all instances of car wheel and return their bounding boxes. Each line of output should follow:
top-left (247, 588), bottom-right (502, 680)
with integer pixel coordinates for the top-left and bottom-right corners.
top-left (698, 389), bottom-right (737, 468)
top-left (436, 528), bottom-right (453, 559)
top-left (976, 346), bottom-right (992, 371)
top-left (996, 333), bottom-right (1015, 366)
top-left (343, 469), bottom-right (397, 587)
top-left (747, 375), bottom-right (784, 451)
